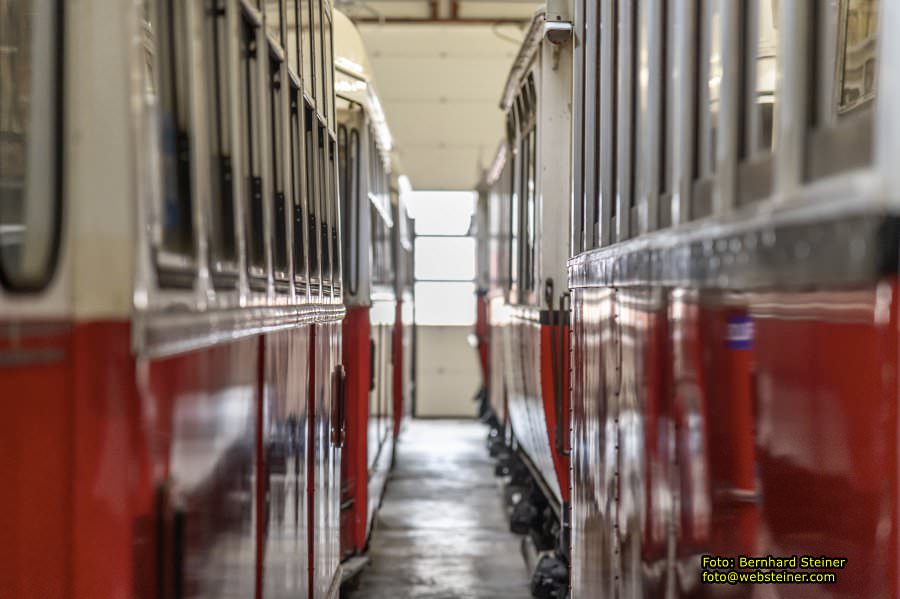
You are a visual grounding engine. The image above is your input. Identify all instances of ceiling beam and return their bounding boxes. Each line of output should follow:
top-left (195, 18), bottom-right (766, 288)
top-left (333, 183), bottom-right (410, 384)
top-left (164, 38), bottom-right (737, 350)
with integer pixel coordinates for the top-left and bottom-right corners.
top-left (352, 16), bottom-right (530, 24)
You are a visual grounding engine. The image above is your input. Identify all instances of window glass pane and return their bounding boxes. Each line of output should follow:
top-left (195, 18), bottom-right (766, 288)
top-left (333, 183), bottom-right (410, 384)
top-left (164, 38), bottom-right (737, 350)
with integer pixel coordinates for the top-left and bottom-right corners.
top-left (312, 0), bottom-right (323, 108)
top-left (301, 0), bottom-right (312, 96)
top-left (289, 86), bottom-right (305, 281)
top-left (415, 237), bottom-right (475, 281)
top-left (329, 137), bottom-right (339, 288)
top-left (406, 191), bottom-right (475, 236)
top-left (839, 0), bottom-right (878, 113)
top-left (157, 0), bottom-right (195, 258)
top-left (316, 124), bottom-right (329, 286)
top-left (749, 0), bottom-right (778, 154)
top-left (265, 0), bottom-right (283, 45)
top-left (324, 16), bottom-right (334, 127)
top-left (706, 0), bottom-right (721, 175)
top-left (270, 53), bottom-right (288, 276)
top-left (414, 282), bottom-right (476, 326)
top-left (304, 102), bottom-right (318, 285)
top-left (205, 0), bottom-right (237, 268)
top-left (240, 18), bottom-right (265, 275)
top-left (287, 0), bottom-right (299, 74)
top-left (0, 0), bottom-right (61, 288)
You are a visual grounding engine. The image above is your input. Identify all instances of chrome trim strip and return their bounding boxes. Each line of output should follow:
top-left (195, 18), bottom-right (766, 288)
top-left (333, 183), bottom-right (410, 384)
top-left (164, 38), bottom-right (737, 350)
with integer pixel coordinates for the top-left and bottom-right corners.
top-left (135, 303), bottom-right (345, 358)
top-left (569, 190), bottom-right (898, 289)
top-left (500, 9), bottom-right (545, 112)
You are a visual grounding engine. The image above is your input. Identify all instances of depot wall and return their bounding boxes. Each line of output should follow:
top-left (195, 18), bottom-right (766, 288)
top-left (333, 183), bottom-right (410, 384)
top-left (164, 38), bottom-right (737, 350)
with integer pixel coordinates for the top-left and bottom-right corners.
top-left (416, 325), bottom-right (480, 417)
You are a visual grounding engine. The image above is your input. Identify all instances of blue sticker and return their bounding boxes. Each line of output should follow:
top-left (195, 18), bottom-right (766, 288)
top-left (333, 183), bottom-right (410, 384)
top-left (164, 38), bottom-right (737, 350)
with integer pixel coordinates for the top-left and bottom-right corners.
top-left (726, 315), bottom-right (753, 350)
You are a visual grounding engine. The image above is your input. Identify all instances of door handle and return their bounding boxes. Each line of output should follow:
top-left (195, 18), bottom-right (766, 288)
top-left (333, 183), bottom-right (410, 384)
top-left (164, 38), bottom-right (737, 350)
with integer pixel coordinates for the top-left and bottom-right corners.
top-left (331, 364), bottom-right (347, 448)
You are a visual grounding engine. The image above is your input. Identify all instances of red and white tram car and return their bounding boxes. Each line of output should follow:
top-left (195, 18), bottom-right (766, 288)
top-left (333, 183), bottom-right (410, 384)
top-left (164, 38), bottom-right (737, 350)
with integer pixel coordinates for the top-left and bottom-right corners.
top-left (476, 0), bottom-right (900, 597)
top-left (566, 0), bottom-right (896, 596)
top-left (0, 1), bottom-right (406, 598)
top-left (482, 0), bottom-right (900, 597)
top-left (475, 9), bottom-right (574, 597)
top-left (333, 11), bottom-right (415, 564)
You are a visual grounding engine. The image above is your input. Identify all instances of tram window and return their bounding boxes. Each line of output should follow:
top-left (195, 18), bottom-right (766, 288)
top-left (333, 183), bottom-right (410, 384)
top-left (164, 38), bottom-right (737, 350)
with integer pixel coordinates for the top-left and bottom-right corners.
top-left (270, 52), bottom-right (289, 279)
top-left (659, 0), bottom-right (674, 228)
top-left (348, 129), bottom-right (360, 294)
top-left (301, 0), bottom-right (313, 97)
top-left (508, 126), bottom-right (519, 297)
top-left (839, 0), bottom-right (878, 113)
top-left (338, 121), bottom-right (359, 294)
top-left (527, 74), bottom-right (537, 114)
top-left (499, 160), bottom-right (512, 289)
top-left (580, 0), bottom-right (600, 248)
top-left (599, 0), bottom-right (618, 231)
top-left (746, 0), bottom-right (778, 156)
top-left (205, 0), bottom-right (238, 278)
top-left (523, 126), bottom-right (536, 295)
top-left (265, 0), bottom-right (284, 45)
top-left (156, 0), bottom-right (196, 264)
top-left (329, 136), bottom-right (340, 290)
top-left (0, 0), bottom-right (62, 291)
top-left (304, 102), bottom-right (319, 287)
top-left (240, 18), bottom-right (266, 281)
top-left (736, 0), bottom-right (778, 205)
top-left (324, 15), bottom-right (335, 127)
top-left (312, 0), bottom-right (323, 113)
top-left (806, 0), bottom-right (878, 179)
top-left (702, 0), bottom-right (721, 177)
top-left (635, 0), bottom-right (665, 233)
top-left (615, 0), bottom-right (637, 239)
top-left (317, 123), bottom-right (330, 289)
top-left (370, 202), bottom-right (379, 283)
top-left (689, 0), bottom-right (717, 218)
top-left (287, 0), bottom-right (300, 75)
top-left (289, 85), bottom-right (306, 283)
top-left (338, 125), bottom-right (349, 287)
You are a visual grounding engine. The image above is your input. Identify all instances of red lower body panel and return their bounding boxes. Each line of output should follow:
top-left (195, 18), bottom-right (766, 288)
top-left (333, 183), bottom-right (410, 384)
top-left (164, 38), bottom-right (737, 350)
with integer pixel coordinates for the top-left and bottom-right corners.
top-left (503, 312), bottom-right (570, 509)
top-left (570, 281), bottom-right (899, 598)
top-left (341, 307), bottom-right (371, 559)
top-left (0, 316), bottom-right (344, 599)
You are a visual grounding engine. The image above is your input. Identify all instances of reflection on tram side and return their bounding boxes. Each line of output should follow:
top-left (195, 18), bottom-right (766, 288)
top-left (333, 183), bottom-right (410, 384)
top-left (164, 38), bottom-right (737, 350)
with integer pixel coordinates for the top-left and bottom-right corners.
top-left (478, 0), bottom-right (898, 597)
top-left (0, 2), bottom-right (410, 599)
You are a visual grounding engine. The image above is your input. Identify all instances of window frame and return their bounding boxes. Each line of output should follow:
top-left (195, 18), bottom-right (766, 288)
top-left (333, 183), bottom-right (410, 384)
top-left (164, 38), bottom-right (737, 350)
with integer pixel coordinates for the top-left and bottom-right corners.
top-left (598, 0), bottom-right (617, 245)
top-left (0, 0), bottom-right (65, 292)
top-left (689, 0), bottom-right (718, 220)
top-left (327, 132), bottom-right (341, 293)
top-left (338, 118), bottom-right (362, 296)
top-left (804, 0), bottom-right (878, 181)
top-left (304, 100), bottom-right (320, 293)
top-left (736, 0), bottom-right (779, 206)
top-left (301, 0), bottom-right (314, 99)
top-left (238, 12), bottom-right (267, 288)
top-left (312, 0), bottom-right (324, 120)
top-left (153, 0), bottom-right (198, 287)
top-left (289, 82), bottom-right (308, 287)
top-left (633, 0), bottom-right (669, 233)
top-left (316, 120), bottom-right (331, 293)
top-left (204, 0), bottom-right (240, 288)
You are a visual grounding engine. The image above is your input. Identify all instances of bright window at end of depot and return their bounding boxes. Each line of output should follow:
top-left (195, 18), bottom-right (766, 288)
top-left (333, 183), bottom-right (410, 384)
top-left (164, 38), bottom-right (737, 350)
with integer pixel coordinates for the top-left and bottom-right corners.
top-left (414, 281), bottom-right (476, 326)
top-left (415, 237), bottom-right (475, 281)
top-left (406, 190), bottom-right (476, 236)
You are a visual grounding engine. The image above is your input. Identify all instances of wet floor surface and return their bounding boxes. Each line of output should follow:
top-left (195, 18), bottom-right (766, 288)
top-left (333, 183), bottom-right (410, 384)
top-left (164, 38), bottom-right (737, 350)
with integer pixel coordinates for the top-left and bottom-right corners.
top-left (345, 419), bottom-right (532, 599)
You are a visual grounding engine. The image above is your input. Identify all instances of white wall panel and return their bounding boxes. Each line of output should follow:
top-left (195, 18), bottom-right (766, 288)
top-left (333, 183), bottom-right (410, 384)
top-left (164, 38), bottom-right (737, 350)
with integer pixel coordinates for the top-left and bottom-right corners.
top-left (416, 325), bottom-right (481, 417)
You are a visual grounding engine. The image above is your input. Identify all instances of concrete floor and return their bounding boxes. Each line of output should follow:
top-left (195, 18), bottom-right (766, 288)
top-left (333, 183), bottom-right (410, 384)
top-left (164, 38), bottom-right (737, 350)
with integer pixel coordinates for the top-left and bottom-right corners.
top-left (345, 419), bottom-right (532, 599)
